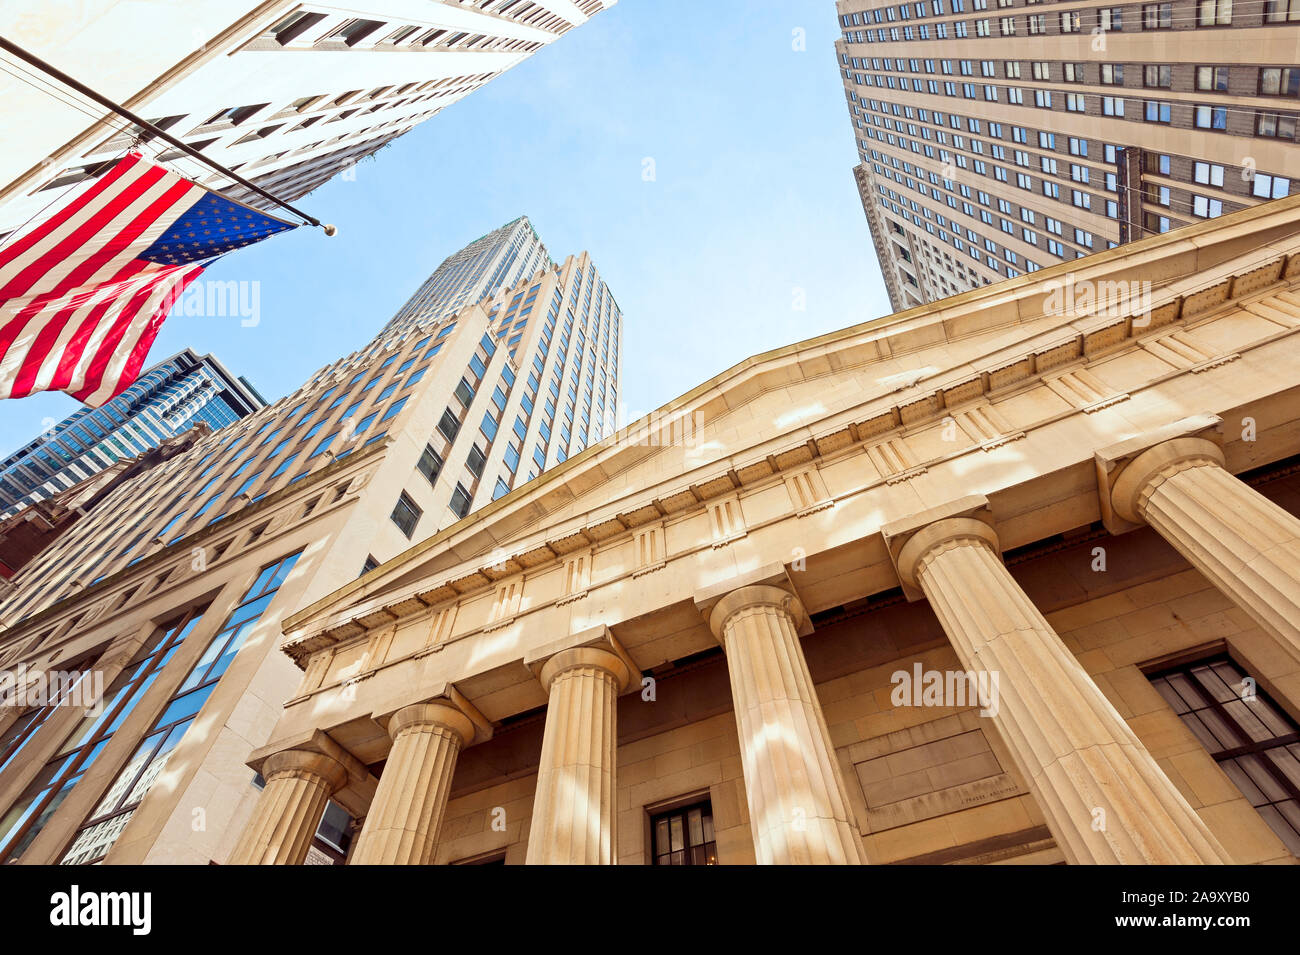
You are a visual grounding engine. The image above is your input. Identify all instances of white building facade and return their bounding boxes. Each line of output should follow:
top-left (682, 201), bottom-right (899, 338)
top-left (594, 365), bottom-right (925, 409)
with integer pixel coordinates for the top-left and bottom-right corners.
top-left (0, 0), bottom-right (617, 236)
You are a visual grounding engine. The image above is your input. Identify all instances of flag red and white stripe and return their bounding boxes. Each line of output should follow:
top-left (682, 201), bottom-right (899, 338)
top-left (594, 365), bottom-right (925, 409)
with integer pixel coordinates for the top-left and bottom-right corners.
top-left (0, 152), bottom-right (295, 407)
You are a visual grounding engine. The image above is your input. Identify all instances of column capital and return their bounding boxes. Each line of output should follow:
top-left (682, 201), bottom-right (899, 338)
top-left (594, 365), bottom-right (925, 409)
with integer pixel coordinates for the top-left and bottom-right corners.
top-left (261, 748), bottom-right (349, 793)
top-left (1095, 414), bottom-right (1225, 532)
top-left (247, 729), bottom-right (377, 821)
top-left (524, 624), bottom-right (636, 694)
top-left (387, 700), bottom-right (477, 748)
top-left (373, 681), bottom-right (492, 746)
top-left (705, 585), bottom-right (808, 641)
top-left (230, 751), bottom-right (344, 864)
top-left (350, 690), bottom-right (482, 864)
top-left (882, 496), bottom-right (998, 600)
top-left (693, 562), bottom-right (810, 637)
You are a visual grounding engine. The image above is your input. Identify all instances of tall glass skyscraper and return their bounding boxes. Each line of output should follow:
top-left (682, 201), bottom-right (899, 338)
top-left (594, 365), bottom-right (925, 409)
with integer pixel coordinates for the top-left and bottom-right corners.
top-left (382, 216), bottom-right (553, 334)
top-left (0, 350), bottom-right (265, 519)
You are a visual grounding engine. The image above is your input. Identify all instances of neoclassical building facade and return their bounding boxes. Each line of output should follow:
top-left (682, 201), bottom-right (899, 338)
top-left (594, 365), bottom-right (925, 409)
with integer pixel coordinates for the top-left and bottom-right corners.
top-left (233, 196), bottom-right (1300, 865)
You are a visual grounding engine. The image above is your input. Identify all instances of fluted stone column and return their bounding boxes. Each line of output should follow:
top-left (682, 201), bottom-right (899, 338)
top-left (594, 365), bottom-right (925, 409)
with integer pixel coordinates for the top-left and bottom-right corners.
top-left (228, 750), bottom-right (348, 865)
top-left (892, 513), bottom-right (1230, 864)
top-left (707, 586), bottom-right (868, 865)
top-left (349, 702), bottom-right (475, 865)
top-left (525, 647), bottom-right (630, 865)
top-left (1105, 435), bottom-right (1300, 663)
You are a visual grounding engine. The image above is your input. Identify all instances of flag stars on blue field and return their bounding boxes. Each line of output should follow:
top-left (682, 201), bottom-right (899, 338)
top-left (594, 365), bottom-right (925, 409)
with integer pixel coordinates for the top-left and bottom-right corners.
top-left (1, 152), bottom-right (299, 405)
top-left (142, 191), bottom-right (295, 265)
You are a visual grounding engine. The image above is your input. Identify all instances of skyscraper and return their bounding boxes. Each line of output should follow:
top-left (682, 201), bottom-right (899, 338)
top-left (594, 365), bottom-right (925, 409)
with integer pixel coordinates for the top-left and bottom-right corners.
top-left (382, 216), bottom-right (553, 335)
top-left (0, 219), bottom-right (623, 864)
top-left (833, 0), bottom-right (1300, 310)
top-left (0, 349), bottom-right (264, 520)
top-left (0, 0), bottom-right (618, 236)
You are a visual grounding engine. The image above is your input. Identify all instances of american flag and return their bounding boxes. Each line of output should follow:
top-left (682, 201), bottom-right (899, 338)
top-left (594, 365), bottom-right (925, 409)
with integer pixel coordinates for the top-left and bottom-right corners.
top-left (0, 151), bottom-right (297, 407)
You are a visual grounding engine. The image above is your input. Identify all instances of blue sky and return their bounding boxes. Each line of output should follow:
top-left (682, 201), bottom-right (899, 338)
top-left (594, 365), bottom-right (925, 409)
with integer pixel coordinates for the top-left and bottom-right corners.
top-left (0, 0), bottom-right (891, 456)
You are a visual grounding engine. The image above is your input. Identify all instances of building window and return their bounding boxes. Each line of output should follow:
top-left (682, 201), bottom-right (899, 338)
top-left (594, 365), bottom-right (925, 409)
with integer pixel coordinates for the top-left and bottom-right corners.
top-left (1265, 0), bottom-right (1300, 20)
top-left (454, 378), bottom-right (475, 407)
top-left (1142, 3), bottom-right (1172, 28)
top-left (1145, 101), bottom-right (1171, 124)
top-left (0, 608), bottom-right (209, 863)
top-left (1198, 0), bottom-right (1232, 24)
top-left (417, 445), bottom-right (443, 485)
top-left (1144, 65), bottom-right (1172, 88)
top-left (1192, 194), bottom-right (1224, 217)
top-left (1148, 656), bottom-right (1300, 855)
top-left (651, 800), bottom-right (718, 865)
top-left (329, 18), bottom-right (385, 46)
top-left (391, 492), bottom-right (421, 538)
top-left (466, 444), bottom-right (487, 478)
top-left (308, 801), bottom-right (354, 864)
top-left (1256, 112), bottom-right (1297, 139)
top-left (361, 555), bottom-right (379, 576)
top-left (437, 408), bottom-right (461, 442)
top-left (384, 25), bottom-right (420, 45)
top-left (1194, 161), bottom-right (1225, 186)
top-left (1253, 173), bottom-right (1292, 199)
top-left (379, 397), bottom-right (407, 423)
top-left (1260, 68), bottom-right (1300, 97)
top-left (1196, 66), bottom-right (1230, 92)
top-left (59, 553), bottom-right (301, 864)
top-left (449, 483), bottom-right (471, 519)
top-left (205, 103), bottom-right (266, 126)
top-left (267, 11), bottom-right (327, 44)
top-left (1146, 213), bottom-right (1172, 234)
top-left (0, 658), bottom-right (98, 776)
top-left (270, 453), bottom-right (298, 479)
top-left (1196, 105), bottom-right (1228, 130)
top-left (309, 432), bottom-right (337, 459)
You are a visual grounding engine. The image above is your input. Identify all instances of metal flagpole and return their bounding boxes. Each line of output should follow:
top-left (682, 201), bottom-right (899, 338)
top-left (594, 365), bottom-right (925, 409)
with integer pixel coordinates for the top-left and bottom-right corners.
top-left (0, 34), bottom-right (337, 235)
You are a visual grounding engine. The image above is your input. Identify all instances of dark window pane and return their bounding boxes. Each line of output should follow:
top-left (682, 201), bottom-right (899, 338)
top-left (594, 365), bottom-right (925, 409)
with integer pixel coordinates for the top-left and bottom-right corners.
top-left (391, 492), bottom-right (421, 538)
top-left (649, 799), bottom-right (718, 865)
top-left (1147, 655), bottom-right (1300, 857)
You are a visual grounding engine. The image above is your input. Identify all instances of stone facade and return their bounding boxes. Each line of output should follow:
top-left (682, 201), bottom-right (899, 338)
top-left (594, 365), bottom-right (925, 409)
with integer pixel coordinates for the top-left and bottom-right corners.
top-left (229, 196), bottom-right (1300, 865)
